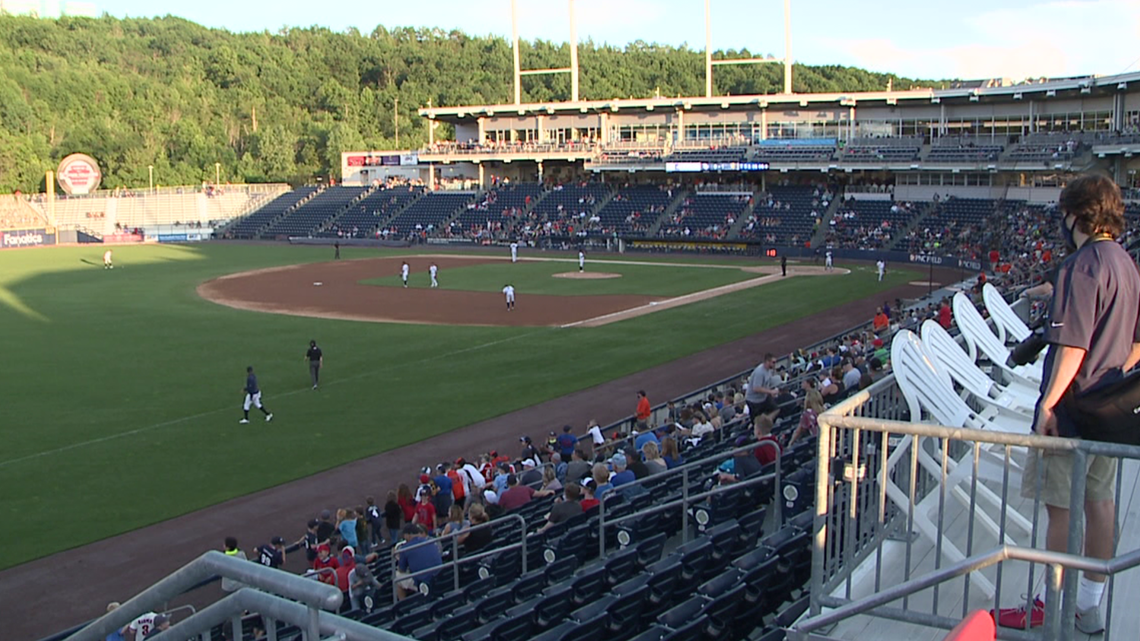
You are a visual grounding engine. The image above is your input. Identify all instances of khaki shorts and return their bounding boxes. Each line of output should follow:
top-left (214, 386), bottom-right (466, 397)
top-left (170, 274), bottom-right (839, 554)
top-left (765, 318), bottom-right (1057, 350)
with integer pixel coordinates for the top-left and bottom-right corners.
top-left (1020, 450), bottom-right (1117, 507)
top-left (394, 570), bottom-right (416, 591)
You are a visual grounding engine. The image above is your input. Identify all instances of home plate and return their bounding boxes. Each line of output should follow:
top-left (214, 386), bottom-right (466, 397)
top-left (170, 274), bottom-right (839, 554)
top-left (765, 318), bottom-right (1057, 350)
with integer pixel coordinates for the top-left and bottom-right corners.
top-left (314, 282), bottom-right (323, 286)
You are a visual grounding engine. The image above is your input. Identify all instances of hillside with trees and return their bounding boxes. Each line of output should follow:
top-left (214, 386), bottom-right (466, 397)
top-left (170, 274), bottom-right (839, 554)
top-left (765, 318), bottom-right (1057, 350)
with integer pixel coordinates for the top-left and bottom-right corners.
top-left (0, 14), bottom-right (945, 192)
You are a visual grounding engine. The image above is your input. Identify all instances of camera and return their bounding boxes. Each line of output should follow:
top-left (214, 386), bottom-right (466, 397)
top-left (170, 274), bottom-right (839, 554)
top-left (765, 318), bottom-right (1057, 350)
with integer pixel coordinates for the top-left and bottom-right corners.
top-left (1009, 317), bottom-right (1047, 366)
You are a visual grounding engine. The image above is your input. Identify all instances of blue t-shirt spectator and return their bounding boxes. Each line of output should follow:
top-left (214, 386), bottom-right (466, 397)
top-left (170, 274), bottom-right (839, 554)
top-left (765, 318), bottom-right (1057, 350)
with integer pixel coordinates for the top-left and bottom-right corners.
top-left (339, 518), bottom-right (359, 548)
top-left (398, 535), bottom-right (443, 583)
top-left (611, 470), bottom-right (636, 487)
top-left (433, 474), bottom-right (453, 497)
top-left (556, 432), bottom-right (579, 459)
top-left (595, 482), bottom-right (614, 499)
top-left (634, 431), bottom-right (660, 452)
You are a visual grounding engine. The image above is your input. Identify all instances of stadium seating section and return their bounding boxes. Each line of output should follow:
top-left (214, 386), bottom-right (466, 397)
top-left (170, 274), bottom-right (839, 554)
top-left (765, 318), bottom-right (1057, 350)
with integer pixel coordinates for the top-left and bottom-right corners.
top-left (530, 183), bottom-right (614, 236)
top-left (449, 183), bottom-right (545, 238)
top-left (324, 186), bottom-right (425, 238)
top-left (230, 188), bottom-right (319, 238)
top-left (659, 192), bottom-right (749, 239)
top-left (262, 187), bottom-right (367, 237)
top-left (839, 137), bottom-right (922, 163)
top-left (827, 199), bottom-right (923, 251)
top-left (666, 147), bottom-right (748, 163)
top-left (594, 186), bottom-right (677, 236)
top-left (751, 143), bottom-right (836, 163)
top-left (386, 192), bottom-right (476, 238)
top-left (738, 186), bottom-right (824, 246)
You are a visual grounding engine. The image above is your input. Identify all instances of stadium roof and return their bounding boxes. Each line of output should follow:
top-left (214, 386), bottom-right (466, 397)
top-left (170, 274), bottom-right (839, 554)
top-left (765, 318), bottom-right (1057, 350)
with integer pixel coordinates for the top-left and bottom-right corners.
top-left (419, 71), bottom-right (1140, 123)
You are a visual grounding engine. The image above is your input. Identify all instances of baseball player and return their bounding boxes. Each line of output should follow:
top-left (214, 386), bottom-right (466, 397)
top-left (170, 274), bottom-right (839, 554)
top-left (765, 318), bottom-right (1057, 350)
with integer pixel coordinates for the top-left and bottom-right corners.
top-left (876, 259), bottom-right (885, 282)
top-left (781, 255), bottom-right (787, 277)
top-left (103, 249), bottom-right (113, 269)
top-left (240, 366), bottom-right (273, 424)
top-left (305, 340), bottom-right (323, 389)
top-left (578, 250), bottom-right (585, 272)
top-left (334, 241), bottom-right (341, 260)
top-left (400, 261), bottom-right (410, 288)
top-left (825, 250), bottom-right (834, 271)
top-left (502, 284), bottom-right (515, 311)
top-left (510, 241), bottom-right (519, 263)
top-left (429, 263), bottom-right (439, 288)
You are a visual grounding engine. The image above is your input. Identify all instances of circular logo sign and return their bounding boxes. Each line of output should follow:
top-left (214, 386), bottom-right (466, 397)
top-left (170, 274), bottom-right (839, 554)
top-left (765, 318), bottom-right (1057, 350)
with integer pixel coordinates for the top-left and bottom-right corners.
top-left (57, 154), bottom-right (102, 195)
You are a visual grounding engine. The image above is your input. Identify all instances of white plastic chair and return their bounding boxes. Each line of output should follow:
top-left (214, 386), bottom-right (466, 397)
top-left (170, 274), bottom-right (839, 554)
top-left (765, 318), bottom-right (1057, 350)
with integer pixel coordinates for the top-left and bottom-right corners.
top-left (920, 320), bottom-right (1038, 418)
top-left (888, 330), bottom-right (1033, 598)
top-left (982, 283), bottom-right (1032, 344)
top-left (953, 292), bottom-right (1043, 385)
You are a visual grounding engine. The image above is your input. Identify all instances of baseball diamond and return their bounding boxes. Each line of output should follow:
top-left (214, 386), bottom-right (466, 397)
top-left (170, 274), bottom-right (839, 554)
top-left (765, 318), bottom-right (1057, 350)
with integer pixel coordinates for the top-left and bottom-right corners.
top-left (197, 255), bottom-right (846, 327)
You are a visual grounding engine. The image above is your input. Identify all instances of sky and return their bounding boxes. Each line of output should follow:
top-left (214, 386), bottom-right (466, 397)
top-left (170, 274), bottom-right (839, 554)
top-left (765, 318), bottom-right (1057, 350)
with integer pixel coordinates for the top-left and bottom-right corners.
top-left (87, 0), bottom-right (1140, 81)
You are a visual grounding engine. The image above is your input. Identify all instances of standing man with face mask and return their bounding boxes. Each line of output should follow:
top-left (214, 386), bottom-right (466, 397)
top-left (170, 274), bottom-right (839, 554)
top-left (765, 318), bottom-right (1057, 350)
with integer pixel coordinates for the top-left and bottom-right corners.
top-left (994, 175), bottom-right (1140, 633)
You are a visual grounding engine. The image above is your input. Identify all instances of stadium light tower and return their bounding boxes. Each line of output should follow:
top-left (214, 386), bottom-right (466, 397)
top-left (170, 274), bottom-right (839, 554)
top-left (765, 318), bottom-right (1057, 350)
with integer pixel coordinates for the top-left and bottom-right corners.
top-left (705, 0), bottom-right (792, 97)
top-left (511, 0), bottom-right (580, 104)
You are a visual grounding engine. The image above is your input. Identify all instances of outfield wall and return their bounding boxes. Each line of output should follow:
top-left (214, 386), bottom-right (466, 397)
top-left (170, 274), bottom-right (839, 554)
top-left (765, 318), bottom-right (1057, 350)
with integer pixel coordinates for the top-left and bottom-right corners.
top-left (0, 228), bottom-right (57, 249)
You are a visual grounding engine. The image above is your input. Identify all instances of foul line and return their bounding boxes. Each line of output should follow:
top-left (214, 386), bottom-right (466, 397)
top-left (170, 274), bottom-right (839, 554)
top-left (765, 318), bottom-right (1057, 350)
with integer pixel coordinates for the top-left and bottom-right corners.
top-left (0, 329), bottom-right (548, 470)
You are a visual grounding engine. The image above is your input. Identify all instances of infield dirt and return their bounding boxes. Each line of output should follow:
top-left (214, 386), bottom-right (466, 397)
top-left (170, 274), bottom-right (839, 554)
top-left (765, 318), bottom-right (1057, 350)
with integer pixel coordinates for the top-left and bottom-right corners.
top-left (198, 255), bottom-right (842, 327)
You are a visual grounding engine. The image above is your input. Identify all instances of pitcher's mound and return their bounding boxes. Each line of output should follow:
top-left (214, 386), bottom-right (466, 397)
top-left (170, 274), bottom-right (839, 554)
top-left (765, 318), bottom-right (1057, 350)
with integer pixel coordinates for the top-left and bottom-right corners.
top-left (553, 272), bottom-right (622, 279)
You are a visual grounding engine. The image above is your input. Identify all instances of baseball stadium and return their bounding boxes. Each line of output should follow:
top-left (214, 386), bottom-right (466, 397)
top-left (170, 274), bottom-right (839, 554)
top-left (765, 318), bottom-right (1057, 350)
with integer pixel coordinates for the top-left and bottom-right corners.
top-left (3, 2), bottom-right (1140, 641)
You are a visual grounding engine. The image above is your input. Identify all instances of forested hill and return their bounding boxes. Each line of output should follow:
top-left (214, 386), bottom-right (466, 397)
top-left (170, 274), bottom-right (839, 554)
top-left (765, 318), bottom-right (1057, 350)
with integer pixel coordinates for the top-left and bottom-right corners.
top-left (0, 14), bottom-right (944, 192)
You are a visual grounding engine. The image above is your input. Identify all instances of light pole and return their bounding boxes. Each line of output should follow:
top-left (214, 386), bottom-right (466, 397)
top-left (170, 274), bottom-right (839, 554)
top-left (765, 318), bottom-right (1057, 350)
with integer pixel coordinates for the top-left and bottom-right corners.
top-left (148, 165), bottom-right (154, 193)
top-left (215, 162), bottom-right (221, 185)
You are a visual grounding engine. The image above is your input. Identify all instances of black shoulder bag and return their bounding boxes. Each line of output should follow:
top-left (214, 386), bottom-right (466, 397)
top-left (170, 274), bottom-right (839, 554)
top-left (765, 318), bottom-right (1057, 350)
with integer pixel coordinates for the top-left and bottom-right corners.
top-left (1063, 369), bottom-right (1140, 445)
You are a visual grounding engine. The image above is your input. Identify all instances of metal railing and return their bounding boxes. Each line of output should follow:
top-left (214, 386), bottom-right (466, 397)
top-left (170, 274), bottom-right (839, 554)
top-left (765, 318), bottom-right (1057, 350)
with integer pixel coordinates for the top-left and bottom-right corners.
top-left (791, 378), bottom-right (1140, 641)
top-left (389, 437), bottom-right (782, 602)
top-left (67, 551), bottom-right (342, 641)
top-left (143, 588), bottom-right (409, 641)
top-left (388, 514), bottom-right (529, 604)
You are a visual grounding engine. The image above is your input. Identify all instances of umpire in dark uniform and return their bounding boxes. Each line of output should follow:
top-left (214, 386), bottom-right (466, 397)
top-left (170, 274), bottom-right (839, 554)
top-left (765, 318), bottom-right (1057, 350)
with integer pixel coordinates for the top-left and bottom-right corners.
top-left (306, 340), bottom-right (323, 390)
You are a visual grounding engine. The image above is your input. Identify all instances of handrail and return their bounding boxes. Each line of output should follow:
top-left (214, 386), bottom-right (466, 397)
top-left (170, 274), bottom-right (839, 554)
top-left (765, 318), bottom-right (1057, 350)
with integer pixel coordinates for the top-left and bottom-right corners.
top-left (597, 442), bottom-right (783, 558)
top-left (795, 543), bottom-right (1140, 637)
top-left (801, 389), bottom-right (1140, 641)
top-left (143, 588), bottom-right (409, 641)
top-left (66, 551), bottom-right (341, 641)
top-left (389, 513), bottom-right (528, 603)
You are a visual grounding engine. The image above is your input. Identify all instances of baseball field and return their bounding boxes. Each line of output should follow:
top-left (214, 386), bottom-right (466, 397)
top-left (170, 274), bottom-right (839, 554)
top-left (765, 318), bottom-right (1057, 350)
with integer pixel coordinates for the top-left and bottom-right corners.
top-left (0, 242), bottom-right (917, 571)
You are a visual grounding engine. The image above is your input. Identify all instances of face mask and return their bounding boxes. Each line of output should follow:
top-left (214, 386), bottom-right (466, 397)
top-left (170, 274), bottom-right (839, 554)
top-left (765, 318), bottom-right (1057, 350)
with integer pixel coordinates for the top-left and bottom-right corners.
top-left (1060, 215), bottom-right (1078, 251)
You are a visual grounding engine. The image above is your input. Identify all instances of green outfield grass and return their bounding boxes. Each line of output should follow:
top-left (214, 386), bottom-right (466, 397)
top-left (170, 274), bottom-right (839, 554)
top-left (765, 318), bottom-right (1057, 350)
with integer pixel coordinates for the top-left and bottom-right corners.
top-left (361, 259), bottom-right (760, 295)
top-left (0, 243), bottom-right (917, 570)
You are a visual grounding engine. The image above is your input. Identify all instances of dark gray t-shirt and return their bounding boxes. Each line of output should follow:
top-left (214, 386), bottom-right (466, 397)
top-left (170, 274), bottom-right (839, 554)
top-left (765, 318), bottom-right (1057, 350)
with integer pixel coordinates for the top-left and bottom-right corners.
top-left (1045, 239), bottom-right (1140, 433)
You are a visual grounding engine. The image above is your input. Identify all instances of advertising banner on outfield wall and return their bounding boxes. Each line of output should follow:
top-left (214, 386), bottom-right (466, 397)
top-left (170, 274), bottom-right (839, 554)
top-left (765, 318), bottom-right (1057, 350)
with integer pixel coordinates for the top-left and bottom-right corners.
top-left (104, 233), bottom-right (145, 243)
top-left (628, 239), bottom-right (751, 252)
top-left (0, 228), bottom-right (56, 249)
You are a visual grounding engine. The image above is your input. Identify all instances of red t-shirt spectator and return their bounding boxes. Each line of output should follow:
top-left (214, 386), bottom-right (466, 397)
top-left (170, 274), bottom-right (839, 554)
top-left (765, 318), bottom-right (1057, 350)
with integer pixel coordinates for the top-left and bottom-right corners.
top-left (580, 497), bottom-right (599, 511)
top-left (499, 485), bottom-right (535, 511)
top-left (873, 311), bottom-right (889, 332)
top-left (398, 495), bottom-right (416, 523)
top-left (636, 395), bottom-right (651, 422)
top-left (754, 436), bottom-right (783, 466)
top-left (413, 502), bottom-right (437, 531)
top-left (938, 303), bottom-right (952, 330)
top-left (988, 249), bottom-right (999, 264)
top-left (335, 561), bottom-right (354, 592)
top-left (312, 555), bottom-right (339, 586)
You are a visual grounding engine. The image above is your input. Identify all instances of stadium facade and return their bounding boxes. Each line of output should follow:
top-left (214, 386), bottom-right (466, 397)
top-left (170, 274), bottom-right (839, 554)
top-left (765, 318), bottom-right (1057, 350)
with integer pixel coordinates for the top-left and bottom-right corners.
top-left (333, 71), bottom-right (1140, 202)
